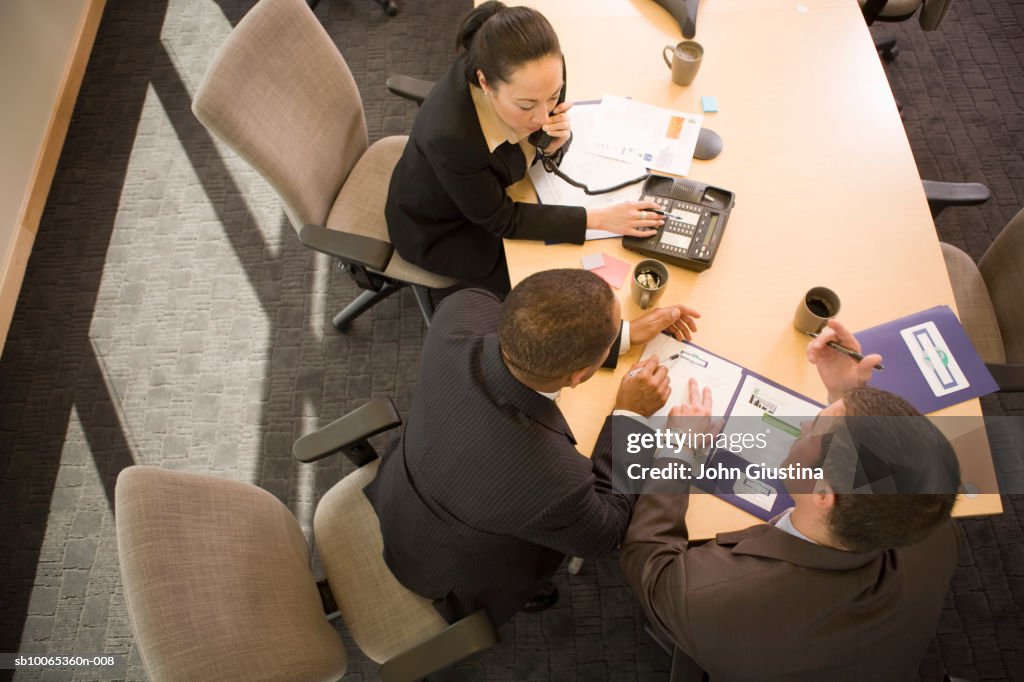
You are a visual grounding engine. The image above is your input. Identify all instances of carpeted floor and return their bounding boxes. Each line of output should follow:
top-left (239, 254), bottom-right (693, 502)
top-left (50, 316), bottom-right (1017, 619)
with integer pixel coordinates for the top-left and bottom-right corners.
top-left (0, 0), bottom-right (1022, 680)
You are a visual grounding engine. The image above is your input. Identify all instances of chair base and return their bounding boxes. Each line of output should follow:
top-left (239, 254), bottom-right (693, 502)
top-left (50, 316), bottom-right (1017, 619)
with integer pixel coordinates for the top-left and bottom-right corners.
top-left (307, 0), bottom-right (397, 15)
top-left (374, 0), bottom-right (399, 16)
top-left (332, 282), bottom-right (436, 331)
top-left (875, 36), bottom-right (899, 61)
top-left (332, 282), bottom-right (405, 330)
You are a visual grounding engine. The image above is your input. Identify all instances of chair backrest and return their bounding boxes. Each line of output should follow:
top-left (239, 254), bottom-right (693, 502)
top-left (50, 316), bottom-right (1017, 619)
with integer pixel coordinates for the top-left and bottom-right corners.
top-left (859, 0), bottom-right (952, 29)
top-left (979, 208), bottom-right (1024, 363)
top-left (192, 0), bottom-right (369, 231)
top-left (919, 0), bottom-right (954, 30)
top-left (116, 466), bottom-right (347, 682)
top-left (313, 459), bottom-right (449, 664)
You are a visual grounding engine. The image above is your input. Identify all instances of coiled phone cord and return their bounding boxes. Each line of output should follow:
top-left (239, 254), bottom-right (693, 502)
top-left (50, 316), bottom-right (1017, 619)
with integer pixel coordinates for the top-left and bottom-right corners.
top-left (536, 148), bottom-right (650, 196)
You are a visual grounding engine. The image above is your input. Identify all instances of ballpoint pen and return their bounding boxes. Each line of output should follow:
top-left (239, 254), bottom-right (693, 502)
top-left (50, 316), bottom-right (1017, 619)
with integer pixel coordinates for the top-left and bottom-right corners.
top-left (805, 331), bottom-right (885, 371)
top-left (627, 352), bottom-right (683, 377)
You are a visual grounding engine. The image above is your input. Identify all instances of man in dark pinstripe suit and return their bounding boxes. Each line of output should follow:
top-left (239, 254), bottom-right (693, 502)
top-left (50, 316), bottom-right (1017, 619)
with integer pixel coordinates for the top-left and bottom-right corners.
top-left (365, 269), bottom-right (700, 626)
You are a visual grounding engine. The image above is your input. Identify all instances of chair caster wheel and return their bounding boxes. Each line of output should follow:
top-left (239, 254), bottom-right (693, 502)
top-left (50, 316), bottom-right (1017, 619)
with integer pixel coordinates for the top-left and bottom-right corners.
top-left (882, 46), bottom-right (899, 62)
top-left (379, 0), bottom-right (398, 15)
top-left (567, 557), bottom-right (584, 575)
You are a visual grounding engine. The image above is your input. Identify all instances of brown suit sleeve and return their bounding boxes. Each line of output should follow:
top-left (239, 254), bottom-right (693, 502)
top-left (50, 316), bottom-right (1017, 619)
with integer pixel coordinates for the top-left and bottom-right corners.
top-left (619, 471), bottom-right (700, 654)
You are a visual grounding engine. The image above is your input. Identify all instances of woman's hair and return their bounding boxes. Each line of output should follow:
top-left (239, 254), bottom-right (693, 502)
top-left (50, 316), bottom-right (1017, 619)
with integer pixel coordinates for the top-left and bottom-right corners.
top-left (456, 1), bottom-right (560, 87)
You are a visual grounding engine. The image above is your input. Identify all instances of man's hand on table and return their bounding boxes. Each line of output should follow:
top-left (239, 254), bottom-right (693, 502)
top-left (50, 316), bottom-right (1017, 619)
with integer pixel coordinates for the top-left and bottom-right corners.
top-left (629, 304), bottom-right (701, 346)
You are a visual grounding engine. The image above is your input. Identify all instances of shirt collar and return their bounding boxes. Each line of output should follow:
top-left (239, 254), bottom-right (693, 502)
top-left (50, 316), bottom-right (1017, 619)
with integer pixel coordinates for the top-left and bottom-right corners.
top-left (771, 507), bottom-right (818, 544)
top-left (469, 83), bottom-right (524, 152)
top-left (536, 388), bottom-right (561, 402)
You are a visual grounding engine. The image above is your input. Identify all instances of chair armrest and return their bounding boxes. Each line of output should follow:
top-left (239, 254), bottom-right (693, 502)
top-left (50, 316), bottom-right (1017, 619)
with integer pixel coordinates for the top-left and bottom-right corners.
top-left (379, 610), bottom-right (499, 682)
top-left (986, 363), bottom-right (1024, 392)
top-left (650, 0), bottom-right (700, 38)
top-left (293, 399), bottom-right (402, 465)
top-left (298, 224), bottom-right (393, 272)
top-left (386, 75), bottom-right (435, 106)
top-left (923, 180), bottom-right (991, 218)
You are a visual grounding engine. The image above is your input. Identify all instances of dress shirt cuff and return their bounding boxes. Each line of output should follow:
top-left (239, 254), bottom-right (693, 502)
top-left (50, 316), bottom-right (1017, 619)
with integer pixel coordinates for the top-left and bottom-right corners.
top-left (619, 320), bottom-right (631, 355)
top-left (612, 409), bottom-right (649, 427)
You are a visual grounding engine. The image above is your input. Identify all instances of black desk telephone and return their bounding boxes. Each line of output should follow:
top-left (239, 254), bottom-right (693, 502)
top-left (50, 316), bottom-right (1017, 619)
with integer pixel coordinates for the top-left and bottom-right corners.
top-left (622, 175), bottom-right (735, 272)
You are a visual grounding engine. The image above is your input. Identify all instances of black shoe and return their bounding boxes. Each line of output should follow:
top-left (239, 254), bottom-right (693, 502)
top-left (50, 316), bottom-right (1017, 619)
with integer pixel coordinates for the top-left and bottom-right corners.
top-left (521, 584), bottom-right (559, 613)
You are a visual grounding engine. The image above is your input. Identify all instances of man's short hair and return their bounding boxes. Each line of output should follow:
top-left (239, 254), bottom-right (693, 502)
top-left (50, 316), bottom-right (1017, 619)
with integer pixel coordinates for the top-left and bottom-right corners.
top-left (498, 269), bottom-right (619, 379)
top-left (817, 387), bottom-right (961, 553)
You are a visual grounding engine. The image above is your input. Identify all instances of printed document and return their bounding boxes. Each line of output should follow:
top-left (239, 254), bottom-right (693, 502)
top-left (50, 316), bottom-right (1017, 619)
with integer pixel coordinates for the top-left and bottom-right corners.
top-left (528, 102), bottom-right (648, 239)
top-left (587, 95), bottom-right (703, 177)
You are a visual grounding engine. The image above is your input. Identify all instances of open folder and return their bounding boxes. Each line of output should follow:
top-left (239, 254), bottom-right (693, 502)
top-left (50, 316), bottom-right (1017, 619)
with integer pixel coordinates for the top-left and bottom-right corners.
top-left (641, 335), bottom-right (824, 520)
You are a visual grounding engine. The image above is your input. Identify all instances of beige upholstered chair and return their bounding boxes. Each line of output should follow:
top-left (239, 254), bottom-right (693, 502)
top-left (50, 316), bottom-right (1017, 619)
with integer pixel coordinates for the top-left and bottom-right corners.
top-left (117, 401), bottom-right (498, 682)
top-left (192, 0), bottom-right (455, 331)
top-left (860, 0), bottom-right (955, 60)
top-left (942, 208), bottom-right (1024, 391)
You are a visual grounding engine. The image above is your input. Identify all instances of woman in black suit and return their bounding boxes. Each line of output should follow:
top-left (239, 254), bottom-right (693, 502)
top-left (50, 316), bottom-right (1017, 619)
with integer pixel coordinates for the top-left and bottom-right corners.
top-left (385, 1), bottom-right (665, 296)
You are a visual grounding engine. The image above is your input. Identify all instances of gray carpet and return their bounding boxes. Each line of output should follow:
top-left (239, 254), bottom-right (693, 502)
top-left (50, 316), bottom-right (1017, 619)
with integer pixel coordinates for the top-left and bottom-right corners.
top-left (0, 0), bottom-right (1022, 680)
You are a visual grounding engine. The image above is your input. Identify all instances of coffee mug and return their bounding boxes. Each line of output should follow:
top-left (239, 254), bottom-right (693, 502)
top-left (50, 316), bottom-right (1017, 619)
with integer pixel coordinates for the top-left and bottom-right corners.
top-left (631, 259), bottom-right (669, 310)
top-left (662, 40), bottom-right (703, 86)
top-left (793, 287), bottom-right (841, 334)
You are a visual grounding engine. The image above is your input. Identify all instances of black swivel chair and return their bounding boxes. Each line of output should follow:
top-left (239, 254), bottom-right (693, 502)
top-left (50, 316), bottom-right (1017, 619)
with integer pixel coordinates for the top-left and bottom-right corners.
top-left (860, 0), bottom-right (955, 61)
top-left (308, 0), bottom-right (397, 17)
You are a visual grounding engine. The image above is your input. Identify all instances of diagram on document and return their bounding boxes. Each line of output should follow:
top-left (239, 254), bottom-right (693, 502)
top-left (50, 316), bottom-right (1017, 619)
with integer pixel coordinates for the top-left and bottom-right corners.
top-left (641, 335), bottom-right (823, 515)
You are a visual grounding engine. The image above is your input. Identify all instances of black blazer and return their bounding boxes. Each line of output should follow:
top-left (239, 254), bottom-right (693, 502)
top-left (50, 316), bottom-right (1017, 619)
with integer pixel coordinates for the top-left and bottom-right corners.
top-left (363, 289), bottom-right (652, 626)
top-left (385, 56), bottom-right (587, 283)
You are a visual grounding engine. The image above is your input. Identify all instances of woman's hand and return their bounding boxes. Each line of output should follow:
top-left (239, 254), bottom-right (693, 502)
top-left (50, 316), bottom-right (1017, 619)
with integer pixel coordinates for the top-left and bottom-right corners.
top-left (587, 201), bottom-right (665, 237)
top-left (540, 100), bottom-right (573, 154)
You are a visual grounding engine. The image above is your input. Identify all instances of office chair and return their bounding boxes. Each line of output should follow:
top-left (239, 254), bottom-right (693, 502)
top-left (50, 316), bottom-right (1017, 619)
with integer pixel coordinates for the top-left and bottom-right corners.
top-left (116, 400), bottom-right (498, 682)
top-left (192, 0), bottom-right (456, 331)
top-left (941, 207), bottom-right (1024, 392)
top-left (307, 0), bottom-right (398, 17)
top-left (860, 0), bottom-right (954, 61)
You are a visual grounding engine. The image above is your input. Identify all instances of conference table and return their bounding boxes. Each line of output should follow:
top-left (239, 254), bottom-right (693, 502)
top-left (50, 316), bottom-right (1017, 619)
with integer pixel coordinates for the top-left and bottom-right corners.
top-left (495, 0), bottom-right (1002, 539)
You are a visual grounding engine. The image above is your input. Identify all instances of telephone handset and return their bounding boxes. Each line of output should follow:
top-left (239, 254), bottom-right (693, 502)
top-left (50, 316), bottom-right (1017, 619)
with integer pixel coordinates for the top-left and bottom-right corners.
top-left (622, 175), bottom-right (735, 272)
top-left (527, 56), bottom-right (567, 150)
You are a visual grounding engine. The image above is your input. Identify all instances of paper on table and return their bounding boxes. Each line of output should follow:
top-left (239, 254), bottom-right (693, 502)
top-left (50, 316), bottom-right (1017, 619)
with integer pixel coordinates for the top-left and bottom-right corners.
top-left (640, 335), bottom-right (821, 468)
top-left (528, 102), bottom-right (649, 240)
top-left (587, 95), bottom-right (703, 177)
top-left (590, 254), bottom-right (631, 289)
top-left (723, 375), bottom-right (820, 468)
top-left (641, 335), bottom-right (744, 418)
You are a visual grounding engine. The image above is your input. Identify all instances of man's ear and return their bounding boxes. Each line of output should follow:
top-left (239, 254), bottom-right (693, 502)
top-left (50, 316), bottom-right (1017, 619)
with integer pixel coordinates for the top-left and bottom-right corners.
top-left (567, 366), bottom-right (590, 388)
top-left (812, 481), bottom-right (836, 511)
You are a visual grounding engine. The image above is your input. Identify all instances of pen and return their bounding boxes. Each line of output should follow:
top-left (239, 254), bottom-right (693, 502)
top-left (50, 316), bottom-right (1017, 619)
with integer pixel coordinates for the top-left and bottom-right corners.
top-left (805, 331), bottom-right (885, 371)
top-left (627, 352), bottom-right (682, 377)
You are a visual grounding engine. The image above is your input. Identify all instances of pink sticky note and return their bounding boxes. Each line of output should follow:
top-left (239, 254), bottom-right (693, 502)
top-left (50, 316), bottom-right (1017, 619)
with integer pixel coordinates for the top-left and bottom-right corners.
top-left (591, 254), bottom-right (631, 289)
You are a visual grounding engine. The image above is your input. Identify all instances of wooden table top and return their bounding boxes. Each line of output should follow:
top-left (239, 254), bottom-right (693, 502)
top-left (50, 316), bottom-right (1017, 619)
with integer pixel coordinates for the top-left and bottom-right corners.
top-left (489, 0), bottom-right (1001, 537)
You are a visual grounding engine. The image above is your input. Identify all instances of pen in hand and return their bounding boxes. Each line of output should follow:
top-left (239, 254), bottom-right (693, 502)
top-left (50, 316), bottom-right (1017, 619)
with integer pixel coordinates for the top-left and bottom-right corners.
top-left (627, 353), bottom-right (681, 378)
top-left (805, 331), bottom-right (885, 371)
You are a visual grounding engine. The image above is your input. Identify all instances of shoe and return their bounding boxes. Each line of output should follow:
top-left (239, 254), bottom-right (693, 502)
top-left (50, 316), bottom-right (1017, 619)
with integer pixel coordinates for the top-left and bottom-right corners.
top-left (521, 583), bottom-right (559, 613)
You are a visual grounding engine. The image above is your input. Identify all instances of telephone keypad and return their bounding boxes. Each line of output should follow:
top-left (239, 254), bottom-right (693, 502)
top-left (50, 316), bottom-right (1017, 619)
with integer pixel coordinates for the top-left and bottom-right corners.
top-left (625, 178), bottom-right (733, 273)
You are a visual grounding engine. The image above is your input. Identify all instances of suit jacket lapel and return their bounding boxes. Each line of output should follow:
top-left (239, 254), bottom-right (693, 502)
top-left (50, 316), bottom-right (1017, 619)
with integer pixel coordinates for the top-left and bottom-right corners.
top-left (480, 336), bottom-right (576, 444)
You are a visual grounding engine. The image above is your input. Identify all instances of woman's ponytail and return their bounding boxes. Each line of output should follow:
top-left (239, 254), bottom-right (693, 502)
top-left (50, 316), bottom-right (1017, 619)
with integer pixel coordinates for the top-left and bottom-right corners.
top-left (456, 1), bottom-right (507, 53)
top-left (454, 2), bottom-right (559, 87)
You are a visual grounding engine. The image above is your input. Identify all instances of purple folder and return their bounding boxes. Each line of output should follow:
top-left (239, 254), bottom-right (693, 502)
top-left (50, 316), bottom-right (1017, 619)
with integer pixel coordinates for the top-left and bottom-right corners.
top-left (855, 306), bottom-right (998, 414)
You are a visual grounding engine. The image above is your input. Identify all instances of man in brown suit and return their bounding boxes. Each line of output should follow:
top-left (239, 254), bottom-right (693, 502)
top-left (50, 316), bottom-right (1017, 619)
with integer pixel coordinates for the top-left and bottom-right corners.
top-left (620, 320), bottom-right (962, 682)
